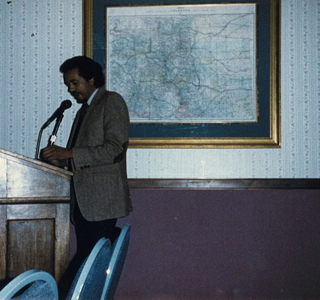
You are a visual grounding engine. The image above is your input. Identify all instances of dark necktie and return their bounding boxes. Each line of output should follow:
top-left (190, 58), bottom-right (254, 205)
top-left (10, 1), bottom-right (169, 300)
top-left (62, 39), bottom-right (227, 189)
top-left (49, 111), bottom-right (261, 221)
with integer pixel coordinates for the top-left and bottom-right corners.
top-left (70, 103), bottom-right (89, 148)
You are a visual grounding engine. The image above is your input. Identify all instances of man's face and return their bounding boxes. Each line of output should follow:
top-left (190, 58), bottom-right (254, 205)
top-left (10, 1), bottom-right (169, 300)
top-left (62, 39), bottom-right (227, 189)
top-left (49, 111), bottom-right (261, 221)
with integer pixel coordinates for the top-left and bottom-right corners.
top-left (63, 68), bottom-right (96, 104)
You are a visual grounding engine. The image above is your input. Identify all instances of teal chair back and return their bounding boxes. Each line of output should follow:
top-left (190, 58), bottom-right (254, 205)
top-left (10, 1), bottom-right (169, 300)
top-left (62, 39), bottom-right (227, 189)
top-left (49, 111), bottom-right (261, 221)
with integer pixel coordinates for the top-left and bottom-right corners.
top-left (0, 269), bottom-right (58, 300)
top-left (66, 237), bottom-right (112, 300)
top-left (100, 224), bottom-right (131, 300)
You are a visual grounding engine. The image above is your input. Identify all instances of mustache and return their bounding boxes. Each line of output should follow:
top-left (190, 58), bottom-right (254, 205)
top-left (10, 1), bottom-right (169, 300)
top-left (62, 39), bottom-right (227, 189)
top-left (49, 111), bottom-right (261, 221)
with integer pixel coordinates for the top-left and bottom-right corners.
top-left (71, 91), bottom-right (80, 97)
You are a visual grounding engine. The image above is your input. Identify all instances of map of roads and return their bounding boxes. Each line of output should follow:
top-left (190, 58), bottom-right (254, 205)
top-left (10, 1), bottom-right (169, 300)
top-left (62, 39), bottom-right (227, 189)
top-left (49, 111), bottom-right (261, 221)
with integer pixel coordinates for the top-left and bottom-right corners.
top-left (106, 4), bottom-right (257, 123)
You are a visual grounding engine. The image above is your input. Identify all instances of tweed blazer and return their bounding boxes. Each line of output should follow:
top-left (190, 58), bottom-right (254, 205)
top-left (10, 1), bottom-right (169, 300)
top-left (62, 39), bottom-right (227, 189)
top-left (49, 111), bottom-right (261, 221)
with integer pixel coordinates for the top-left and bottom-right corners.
top-left (67, 87), bottom-right (132, 221)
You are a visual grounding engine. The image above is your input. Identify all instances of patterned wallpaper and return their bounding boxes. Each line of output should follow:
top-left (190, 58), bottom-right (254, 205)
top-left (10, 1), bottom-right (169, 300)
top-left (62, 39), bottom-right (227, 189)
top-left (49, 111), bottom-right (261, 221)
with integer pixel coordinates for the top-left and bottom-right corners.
top-left (0, 0), bottom-right (319, 178)
top-left (0, 0), bottom-right (82, 158)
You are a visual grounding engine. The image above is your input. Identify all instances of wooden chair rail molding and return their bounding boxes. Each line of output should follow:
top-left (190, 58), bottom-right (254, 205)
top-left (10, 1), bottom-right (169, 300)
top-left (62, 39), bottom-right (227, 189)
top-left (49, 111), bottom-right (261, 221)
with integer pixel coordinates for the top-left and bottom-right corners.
top-left (128, 179), bottom-right (320, 190)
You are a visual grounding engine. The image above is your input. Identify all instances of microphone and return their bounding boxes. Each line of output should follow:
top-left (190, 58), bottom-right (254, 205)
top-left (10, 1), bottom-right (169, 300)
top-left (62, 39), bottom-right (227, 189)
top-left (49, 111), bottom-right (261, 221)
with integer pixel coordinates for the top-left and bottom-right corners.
top-left (41, 100), bottom-right (72, 130)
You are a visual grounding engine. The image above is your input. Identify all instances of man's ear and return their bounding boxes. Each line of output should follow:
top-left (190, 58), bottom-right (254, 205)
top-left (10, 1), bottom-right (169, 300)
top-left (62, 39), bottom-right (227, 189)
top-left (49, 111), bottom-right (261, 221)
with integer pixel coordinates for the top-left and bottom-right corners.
top-left (89, 77), bottom-right (95, 86)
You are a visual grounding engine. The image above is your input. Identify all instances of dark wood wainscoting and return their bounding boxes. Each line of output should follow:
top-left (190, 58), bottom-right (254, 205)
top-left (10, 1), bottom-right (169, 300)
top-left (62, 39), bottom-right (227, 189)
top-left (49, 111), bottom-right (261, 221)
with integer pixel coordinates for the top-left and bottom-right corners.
top-left (129, 178), bottom-right (320, 190)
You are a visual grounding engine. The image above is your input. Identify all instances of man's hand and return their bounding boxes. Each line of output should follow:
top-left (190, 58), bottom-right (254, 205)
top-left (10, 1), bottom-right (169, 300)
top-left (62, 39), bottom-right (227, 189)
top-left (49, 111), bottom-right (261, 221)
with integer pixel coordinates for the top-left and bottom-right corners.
top-left (41, 145), bottom-right (73, 167)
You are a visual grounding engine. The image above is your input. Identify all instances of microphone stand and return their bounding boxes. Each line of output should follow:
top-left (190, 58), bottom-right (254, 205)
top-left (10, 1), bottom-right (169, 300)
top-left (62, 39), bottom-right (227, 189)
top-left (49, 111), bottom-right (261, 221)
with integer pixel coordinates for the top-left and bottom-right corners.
top-left (47, 113), bottom-right (64, 146)
top-left (35, 128), bottom-right (44, 160)
top-left (35, 112), bottom-right (65, 160)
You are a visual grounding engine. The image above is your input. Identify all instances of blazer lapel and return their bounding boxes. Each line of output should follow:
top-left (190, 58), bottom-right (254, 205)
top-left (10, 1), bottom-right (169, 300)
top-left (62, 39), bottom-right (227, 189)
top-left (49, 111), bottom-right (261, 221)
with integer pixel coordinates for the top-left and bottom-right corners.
top-left (74, 87), bottom-right (106, 145)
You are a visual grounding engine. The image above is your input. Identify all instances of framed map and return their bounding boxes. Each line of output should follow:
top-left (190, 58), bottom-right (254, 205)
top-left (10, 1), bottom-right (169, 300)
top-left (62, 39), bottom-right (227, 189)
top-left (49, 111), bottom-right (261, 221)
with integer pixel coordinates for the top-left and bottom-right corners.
top-left (84, 0), bottom-right (280, 148)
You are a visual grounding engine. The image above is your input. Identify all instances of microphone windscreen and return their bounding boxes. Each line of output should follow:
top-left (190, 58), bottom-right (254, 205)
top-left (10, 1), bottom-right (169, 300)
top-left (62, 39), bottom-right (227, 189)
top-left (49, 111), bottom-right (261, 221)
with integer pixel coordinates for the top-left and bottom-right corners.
top-left (61, 100), bottom-right (72, 109)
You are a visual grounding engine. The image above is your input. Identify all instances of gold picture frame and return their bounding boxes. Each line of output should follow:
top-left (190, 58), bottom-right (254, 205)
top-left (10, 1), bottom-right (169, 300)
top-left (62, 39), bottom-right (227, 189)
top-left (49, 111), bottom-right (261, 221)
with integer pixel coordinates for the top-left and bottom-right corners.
top-left (83, 0), bottom-right (280, 148)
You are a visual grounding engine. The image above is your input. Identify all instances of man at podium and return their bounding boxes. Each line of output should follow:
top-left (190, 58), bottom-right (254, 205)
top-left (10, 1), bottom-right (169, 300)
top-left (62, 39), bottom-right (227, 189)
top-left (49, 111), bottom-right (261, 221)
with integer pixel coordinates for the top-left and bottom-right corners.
top-left (41, 56), bottom-right (133, 264)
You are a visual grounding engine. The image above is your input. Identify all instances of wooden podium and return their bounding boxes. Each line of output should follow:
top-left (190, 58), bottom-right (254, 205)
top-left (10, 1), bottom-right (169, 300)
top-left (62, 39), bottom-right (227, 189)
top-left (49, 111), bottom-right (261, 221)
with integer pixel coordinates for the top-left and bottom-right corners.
top-left (0, 148), bottom-right (71, 282)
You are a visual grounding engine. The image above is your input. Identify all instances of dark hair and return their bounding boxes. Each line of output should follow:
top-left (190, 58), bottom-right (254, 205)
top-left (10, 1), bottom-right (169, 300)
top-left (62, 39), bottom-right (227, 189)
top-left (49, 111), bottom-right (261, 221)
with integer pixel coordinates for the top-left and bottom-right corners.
top-left (59, 56), bottom-right (105, 88)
